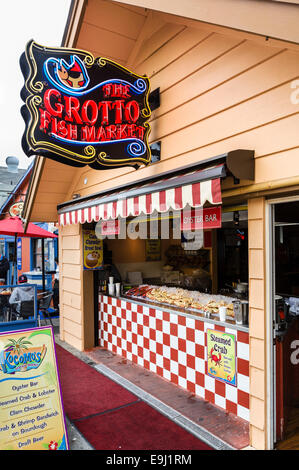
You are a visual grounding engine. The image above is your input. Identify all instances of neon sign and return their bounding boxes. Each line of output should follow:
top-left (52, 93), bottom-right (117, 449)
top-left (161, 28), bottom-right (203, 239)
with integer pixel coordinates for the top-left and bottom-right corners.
top-left (20, 40), bottom-right (151, 169)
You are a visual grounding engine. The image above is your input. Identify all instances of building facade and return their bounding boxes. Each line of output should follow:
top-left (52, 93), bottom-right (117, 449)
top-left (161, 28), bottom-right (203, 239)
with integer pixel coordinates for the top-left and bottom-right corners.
top-left (23, 0), bottom-right (299, 450)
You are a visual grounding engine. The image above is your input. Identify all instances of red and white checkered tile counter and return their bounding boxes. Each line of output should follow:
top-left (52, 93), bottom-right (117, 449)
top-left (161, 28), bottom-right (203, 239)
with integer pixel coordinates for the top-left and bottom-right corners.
top-left (98, 295), bottom-right (250, 422)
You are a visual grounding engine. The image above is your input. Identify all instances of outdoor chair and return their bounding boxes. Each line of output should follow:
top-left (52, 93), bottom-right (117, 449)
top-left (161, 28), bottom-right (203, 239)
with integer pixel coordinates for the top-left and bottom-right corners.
top-left (10, 299), bottom-right (37, 324)
top-left (19, 300), bottom-right (35, 319)
top-left (0, 294), bottom-right (10, 322)
top-left (38, 291), bottom-right (55, 326)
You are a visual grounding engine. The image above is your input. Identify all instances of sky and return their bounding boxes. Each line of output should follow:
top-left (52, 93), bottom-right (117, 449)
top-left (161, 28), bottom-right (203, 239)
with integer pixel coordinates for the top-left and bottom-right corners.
top-left (0, 0), bottom-right (72, 170)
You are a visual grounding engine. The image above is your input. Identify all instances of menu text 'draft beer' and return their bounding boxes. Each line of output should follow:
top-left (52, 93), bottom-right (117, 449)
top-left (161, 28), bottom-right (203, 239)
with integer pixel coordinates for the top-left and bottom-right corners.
top-left (0, 327), bottom-right (68, 451)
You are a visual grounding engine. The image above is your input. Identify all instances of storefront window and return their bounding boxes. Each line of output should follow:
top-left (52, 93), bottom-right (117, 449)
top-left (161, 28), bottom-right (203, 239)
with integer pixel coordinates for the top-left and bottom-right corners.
top-left (31, 239), bottom-right (55, 272)
top-left (217, 210), bottom-right (248, 293)
top-left (275, 201), bottom-right (299, 296)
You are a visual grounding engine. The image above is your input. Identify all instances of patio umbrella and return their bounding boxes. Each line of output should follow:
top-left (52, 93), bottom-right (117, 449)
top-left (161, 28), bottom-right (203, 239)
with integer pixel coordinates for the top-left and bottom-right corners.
top-left (0, 217), bottom-right (58, 289)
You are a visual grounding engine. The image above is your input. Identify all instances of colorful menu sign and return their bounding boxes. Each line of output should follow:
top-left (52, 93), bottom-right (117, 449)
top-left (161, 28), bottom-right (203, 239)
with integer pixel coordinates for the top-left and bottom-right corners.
top-left (0, 327), bottom-right (68, 450)
top-left (83, 229), bottom-right (103, 270)
top-left (20, 40), bottom-right (151, 170)
top-left (206, 329), bottom-right (237, 386)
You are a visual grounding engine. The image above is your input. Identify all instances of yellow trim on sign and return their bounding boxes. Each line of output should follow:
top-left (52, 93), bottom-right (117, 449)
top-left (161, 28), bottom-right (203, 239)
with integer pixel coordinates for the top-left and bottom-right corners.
top-left (22, 40), bottom-right (152, 168)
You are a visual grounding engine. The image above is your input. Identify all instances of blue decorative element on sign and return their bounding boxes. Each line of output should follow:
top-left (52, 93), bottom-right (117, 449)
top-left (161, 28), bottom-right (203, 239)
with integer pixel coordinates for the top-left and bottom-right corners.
top-left (43, 55), bottom-right (147, 97)
top-left (17, 238), bottom-right (22, 270)
top-left (126, 140), bottom-right (146, 157)
top-left (51, 134), bottom-right (146, 157)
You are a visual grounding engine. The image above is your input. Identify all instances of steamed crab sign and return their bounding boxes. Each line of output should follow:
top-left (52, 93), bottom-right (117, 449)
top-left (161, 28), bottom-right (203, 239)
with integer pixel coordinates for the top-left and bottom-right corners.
top-left (206, 329), bottom-right (237, 386)
top-left (20, 40), bottom-right (151, 169)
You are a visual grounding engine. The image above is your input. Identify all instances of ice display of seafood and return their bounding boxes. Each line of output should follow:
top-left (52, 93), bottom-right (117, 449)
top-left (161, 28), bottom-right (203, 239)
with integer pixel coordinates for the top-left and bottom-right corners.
top-left (125, 285), bottom-right (236, 317)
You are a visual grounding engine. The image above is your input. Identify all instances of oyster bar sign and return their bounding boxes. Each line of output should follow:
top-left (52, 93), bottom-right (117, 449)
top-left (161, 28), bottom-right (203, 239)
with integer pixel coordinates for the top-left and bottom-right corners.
top-left (20, 40), bottom-right (151, 169)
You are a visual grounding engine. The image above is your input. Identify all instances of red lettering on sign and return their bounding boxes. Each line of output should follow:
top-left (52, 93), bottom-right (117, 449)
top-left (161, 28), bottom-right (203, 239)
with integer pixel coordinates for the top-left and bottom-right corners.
top-left (124, 101), bottom-right (139, 123)
top-left (64, 96), bottom-right (83, 124)
top-left (44, 89), bottom-right (63, 117)
top-left (81, 100), bottom-right (98, 125)
top-left (40, 83), bottom-right (146, 145)
top-left (181, 207), bottom-right (222, 231)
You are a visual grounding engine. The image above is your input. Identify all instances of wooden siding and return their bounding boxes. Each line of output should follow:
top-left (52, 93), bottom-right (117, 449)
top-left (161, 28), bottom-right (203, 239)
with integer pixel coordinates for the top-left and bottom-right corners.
top-left (55, 4), bottom-right (299, 449)
top-left (248, 197), bottom-right (267, 449)
top-left (59, 223), bottom-right (84, 350)
top-left (30, 159), bottom-right (78, 222)
top-left (65, 24), bottom-right (299, 201)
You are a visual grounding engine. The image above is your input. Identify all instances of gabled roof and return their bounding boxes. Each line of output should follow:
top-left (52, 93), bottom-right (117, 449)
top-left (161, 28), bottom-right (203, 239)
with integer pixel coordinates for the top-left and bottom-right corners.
top-left (0, 163), bottom-right (33, 217)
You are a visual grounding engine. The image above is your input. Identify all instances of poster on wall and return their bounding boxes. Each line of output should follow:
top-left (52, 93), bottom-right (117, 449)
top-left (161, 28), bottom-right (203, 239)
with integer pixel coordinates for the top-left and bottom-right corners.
top-left (206, 329), bottom-right (237, 386)
top-left (0, 326), bottom-right (68, 450)
top-left (83, 229), bottom-right (103, 270)
top-left (20, 40), bottom-right (151, 170)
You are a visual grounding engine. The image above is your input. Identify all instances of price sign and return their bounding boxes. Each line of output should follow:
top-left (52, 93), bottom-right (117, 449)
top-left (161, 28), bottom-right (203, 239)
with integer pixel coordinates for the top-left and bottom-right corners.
top-left (206, 329), bottom-right (237, 386)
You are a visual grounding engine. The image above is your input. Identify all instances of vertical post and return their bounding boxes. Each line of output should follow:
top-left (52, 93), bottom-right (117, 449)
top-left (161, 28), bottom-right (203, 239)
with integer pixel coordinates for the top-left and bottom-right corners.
top-left (42, 238), bottom-right (46, 292)
top-left (11, 234), bottom-right (17, 284)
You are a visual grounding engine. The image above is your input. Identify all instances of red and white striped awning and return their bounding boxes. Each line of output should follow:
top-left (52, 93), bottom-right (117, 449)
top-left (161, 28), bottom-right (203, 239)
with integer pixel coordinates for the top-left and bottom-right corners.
top-left (58, 165), bottom-right (223, 226)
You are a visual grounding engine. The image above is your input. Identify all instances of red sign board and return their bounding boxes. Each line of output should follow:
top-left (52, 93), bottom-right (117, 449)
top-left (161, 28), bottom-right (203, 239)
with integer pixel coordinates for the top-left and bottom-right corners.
top-left (20, 40), bottom-right (151, 170)
top-left (181, 206), bottom-right (222, 231)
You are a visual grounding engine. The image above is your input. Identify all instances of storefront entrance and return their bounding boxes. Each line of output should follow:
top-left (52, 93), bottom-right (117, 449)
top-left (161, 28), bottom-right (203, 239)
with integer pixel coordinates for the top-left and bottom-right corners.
top-left (268, 198), bottom-right (299, 449)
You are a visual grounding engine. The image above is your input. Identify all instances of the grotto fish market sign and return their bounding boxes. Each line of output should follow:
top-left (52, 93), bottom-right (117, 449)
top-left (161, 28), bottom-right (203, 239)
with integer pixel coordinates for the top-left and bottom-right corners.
top-left (20, 40), bottom-right (151, 169)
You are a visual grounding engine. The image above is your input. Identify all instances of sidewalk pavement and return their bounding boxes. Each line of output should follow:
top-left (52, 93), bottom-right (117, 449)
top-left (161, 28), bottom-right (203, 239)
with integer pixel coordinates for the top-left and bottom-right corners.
top-left (51, 320), bottom-right (251, 451)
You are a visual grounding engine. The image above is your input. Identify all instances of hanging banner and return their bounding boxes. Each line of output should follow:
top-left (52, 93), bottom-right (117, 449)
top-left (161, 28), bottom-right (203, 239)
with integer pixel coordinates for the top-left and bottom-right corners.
top-left (20, 40), bottom-right (151, 170)
top-left (0, 327), bottom-right (68, 450)
top-left (83, 229), bottom-right (103, 270)
top-left (206, 329), bottom-right (237, 386)
top-left (17, 238), bottom-right (22, 270)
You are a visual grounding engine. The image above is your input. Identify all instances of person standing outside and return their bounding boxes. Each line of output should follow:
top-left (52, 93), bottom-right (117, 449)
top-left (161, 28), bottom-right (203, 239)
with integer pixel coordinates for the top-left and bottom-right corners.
top-left (0, 252), bottom-right (9, 284)
top-left (53, 257), bottom-right (59, 310)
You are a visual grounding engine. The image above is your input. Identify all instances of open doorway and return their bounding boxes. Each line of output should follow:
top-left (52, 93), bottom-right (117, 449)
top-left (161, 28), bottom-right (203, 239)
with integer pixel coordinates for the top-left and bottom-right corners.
top-left (269, 199), bottom-right (299, 449)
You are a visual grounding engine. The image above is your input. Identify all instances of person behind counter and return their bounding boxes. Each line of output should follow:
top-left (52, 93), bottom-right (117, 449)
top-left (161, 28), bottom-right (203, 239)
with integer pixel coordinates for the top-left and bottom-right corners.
top-left (98, 264), bottom-right (121, 290)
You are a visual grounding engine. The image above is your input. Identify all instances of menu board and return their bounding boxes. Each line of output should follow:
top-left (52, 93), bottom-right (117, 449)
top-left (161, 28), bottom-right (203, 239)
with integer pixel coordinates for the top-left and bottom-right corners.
top-left (145, 239), bottom-right (161, 261)
top-left (206, 329), bottom-right (237, 386)
top-left (0, 327), bottom-right (68, 450)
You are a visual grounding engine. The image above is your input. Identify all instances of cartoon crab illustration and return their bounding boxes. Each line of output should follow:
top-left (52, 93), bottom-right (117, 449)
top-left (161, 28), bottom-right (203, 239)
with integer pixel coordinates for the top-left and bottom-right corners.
top-left (208, 348), bottom-right (222, 367)
top-left (56, 56), bottom-right (87, 89)
top-left (44, 54), bottom-right (90, 92)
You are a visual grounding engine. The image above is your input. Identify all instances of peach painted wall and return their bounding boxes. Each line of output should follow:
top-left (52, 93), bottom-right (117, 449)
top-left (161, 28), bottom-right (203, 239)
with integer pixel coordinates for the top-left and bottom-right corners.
top-left (58, 6), bottom-right (299, 449)
top-left (66, 26), bottom-right (299, 200)
top-left (248, 197), bottom-right (267, 449)
top-left (2, 178), bottom-right (31, 277)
